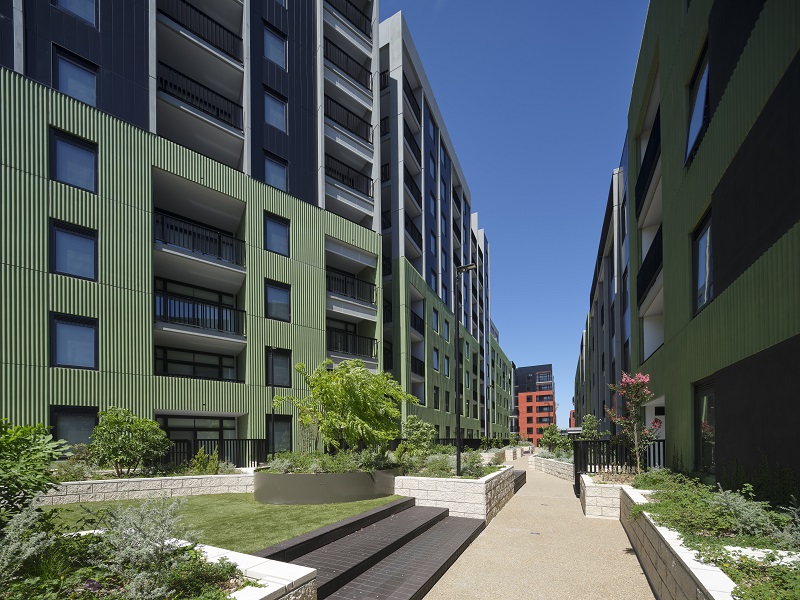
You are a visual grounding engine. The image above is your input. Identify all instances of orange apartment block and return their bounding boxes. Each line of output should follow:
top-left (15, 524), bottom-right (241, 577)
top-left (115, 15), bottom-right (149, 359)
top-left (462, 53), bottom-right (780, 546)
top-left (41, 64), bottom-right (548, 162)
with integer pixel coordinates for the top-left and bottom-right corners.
top-left (514, 364), bottom-right (556, 446)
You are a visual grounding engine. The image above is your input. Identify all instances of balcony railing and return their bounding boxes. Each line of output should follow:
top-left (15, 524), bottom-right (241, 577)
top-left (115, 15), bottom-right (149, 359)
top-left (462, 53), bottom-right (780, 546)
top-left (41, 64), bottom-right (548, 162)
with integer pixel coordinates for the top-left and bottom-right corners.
top-left (157, 0), bottom-right (242, 61)
top-left (402, 74), bottom-right (421, 122)
top-left (409, 309), bottom-right (425, 336)
top-left (380, 117), bottom-right (389, 137)
top-left (325, 154), bottom-right (373, 198)
top-left (154, 211), bottom-right (245, 267)
top-left (154, 292), bottom-right (246, 336)
top-left (453, 219), bottom-right (462, 242)
top-left (324, 94), bottom-right (372, 143)
top-left (411, 355), bottom-right (425, 377)
top-left (380, 163), bottom-right (390, 182)
top-left (326, 269), bottom-right (376, 304)
top-left (326, 0), bottom-right (371, 38)
top-left (381, 210), bottom-right (391, 230)
top-left (403, 166), bottom-right (422, 209)
top-left (324, 38), bottom-right (371, 91)
top-left (635, 108), bottom-right (661, 218)
top-left (380, 70), bottom-right (389, 90)
top-left (327, 329), bottom-right (377, 359)
top-left (404, 121), bottom-right (421, 165)
top-left (404, 214), bottom-right (423, 248)
top-left (637, 224), bottom-right (663, 305)
top-left (157, 62), bottom-right (243, 129)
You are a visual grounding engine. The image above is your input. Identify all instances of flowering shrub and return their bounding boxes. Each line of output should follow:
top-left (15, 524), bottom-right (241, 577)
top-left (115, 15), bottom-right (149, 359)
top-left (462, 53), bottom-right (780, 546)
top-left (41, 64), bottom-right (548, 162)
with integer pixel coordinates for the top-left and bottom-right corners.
top-left (607, 372), bottom-right (662, 473)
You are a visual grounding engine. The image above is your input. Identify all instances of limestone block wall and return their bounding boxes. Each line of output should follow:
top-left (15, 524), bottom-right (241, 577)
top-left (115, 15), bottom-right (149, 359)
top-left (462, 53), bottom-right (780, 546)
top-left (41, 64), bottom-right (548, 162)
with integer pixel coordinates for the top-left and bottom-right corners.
top-left (37, 474), bottom-right (254, 505)
top-left (621, 487), bottom-right (736, 600)
top-left (580, 474), bottom-right (626, 519)
top-left (530, 456), bottom-right (573, 481)
top-left (394, 465), bottom-right (514, 523)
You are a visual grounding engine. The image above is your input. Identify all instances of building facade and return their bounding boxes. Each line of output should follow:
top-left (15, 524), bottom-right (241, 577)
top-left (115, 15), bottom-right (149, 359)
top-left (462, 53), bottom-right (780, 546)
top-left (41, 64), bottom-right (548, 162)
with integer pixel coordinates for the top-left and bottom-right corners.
top-left (514, 364), bottom-right (555, 446)
top-left (0, 1), bottom-right (512, 448)
top-left (575, 0), bottom-right (800, 487)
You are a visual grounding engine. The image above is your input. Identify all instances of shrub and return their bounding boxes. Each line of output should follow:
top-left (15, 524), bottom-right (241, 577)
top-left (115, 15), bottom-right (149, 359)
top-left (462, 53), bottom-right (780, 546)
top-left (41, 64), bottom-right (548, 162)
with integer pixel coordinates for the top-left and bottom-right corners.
top-left (430, 444), bottom-right (457, 456)
top-left (460, 450), bottom-right (485, 479)
top-left (424, 454), bottom-right (454, 478)
top-left (710, 483), bottom-right (780, 538)
top-left (0, 420), bottom-right (70, 528)
top-left (52, 443), bottom-right (94, 483)
top-left (259, 449), bottom-right (396, 474)
top-left (578, 414), bottom-right (603, 441)
top-left (400, 415), bottom-right (436, 457)
top-left (89, 407), bottom-right (171, 478)
top-left (189, 446), bottom-right (220, 475)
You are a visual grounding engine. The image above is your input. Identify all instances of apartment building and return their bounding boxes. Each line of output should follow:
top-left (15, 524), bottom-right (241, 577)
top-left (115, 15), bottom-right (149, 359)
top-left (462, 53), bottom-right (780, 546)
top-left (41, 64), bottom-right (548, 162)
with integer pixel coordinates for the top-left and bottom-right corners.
top-left (514, 364), bottom-right (555, 446)
top-left (0, 0), bottom-right (511, 448)
top-left (575, 0), bottom-right (800, 486)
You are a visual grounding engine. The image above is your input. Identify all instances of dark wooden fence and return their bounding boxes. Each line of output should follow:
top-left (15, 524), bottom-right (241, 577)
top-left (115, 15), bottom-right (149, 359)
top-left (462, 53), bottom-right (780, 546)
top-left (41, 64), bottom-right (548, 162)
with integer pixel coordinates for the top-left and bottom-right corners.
top-left (572, 439), bottom-right (666, 496)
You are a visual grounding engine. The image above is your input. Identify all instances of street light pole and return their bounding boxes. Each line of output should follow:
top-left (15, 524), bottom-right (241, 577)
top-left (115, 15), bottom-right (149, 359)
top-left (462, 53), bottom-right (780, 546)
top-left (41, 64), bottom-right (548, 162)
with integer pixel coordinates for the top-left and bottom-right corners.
top-left (268, 346), bottom-right (276, 459)
top-left (455, 263), bottom-right (477, 476)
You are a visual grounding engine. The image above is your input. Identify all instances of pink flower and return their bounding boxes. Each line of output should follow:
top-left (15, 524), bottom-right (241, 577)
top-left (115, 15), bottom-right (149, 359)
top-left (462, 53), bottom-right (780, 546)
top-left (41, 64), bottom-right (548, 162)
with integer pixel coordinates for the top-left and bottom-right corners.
top-left (650, 418), bottom-right (662, 429)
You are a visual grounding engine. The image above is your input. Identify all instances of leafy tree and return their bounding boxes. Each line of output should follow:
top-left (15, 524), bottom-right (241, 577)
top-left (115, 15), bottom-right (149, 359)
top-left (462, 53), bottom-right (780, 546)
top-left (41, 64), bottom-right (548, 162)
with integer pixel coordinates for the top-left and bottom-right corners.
top-left (89, 407), bottom-right (171, 478)
top-left (607, 372), bottom-right (662, 474)
top-left (578, 414), bottom-right (604, 441)
top-left (538, 424), bottom-right (565, 453)
top-left (401, 415), bottom-right (436, 457)
top-left (275, 359), bottom-right (417, 451)
top-left (0, 420), bottom-right (70, 528)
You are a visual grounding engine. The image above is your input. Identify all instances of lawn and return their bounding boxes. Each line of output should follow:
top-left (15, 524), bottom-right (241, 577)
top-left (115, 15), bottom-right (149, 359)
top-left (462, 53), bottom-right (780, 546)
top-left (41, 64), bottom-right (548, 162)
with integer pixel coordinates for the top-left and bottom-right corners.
top-left (49, 493), bottom-right (402, 554)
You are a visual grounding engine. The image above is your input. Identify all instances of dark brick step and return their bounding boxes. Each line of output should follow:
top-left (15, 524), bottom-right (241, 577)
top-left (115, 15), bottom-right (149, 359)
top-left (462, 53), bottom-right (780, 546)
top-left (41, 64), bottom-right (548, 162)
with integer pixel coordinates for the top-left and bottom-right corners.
top-left (293, 505), bottom-right (449, 599)
top-left (514, 469), bottom-right (526, 492)
top-left (326, 516), bottom-right (486, 600)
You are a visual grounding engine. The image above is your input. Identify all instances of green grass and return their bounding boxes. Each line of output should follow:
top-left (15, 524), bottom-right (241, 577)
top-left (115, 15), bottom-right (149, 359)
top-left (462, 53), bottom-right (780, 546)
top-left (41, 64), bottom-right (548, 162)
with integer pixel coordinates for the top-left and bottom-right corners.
top-left (48, 494), bottom-right (402, 554)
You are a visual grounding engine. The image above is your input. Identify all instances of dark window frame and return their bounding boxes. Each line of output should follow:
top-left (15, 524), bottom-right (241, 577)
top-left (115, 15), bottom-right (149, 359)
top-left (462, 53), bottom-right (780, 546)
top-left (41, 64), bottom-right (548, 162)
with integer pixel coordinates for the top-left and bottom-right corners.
top-left (50, 404), bottom-right (99, 445)
top-left (154, 346), bottom-right (240, 382)
top-left (52, 0), bottom-right (97, 28)
top-left (50, 128), bottom-right (98, 193)
top-left (53, 46), bottom-right (98, 107)
top-left (265, 347), bottom-right (292, 388)
top-left (266, 413), bottom-right (293, 452)
top-left (685, 43), bottom-right (710, 165)
top-left (50, 219), bottom-right (98, 281)
top-left (264, 211), bottom-right (290, 257)
top-left (263, 23), bottom-right (287, 70)
top-left (692, 211), bottom-right (714, 315)
top-left (265, 279), bottom-right (291, 322)
top-left (264, 89), bottom-right (288, 133)
top-left (264, 153), bottom-right (288, 192)
top-left (50, 312), bottom-right (99, 370)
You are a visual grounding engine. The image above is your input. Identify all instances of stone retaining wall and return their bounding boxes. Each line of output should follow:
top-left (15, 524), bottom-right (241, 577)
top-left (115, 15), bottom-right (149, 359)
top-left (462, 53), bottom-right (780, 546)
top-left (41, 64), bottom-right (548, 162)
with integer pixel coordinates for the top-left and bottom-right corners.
top-left (37, 474), bottom-right (254, 504)
top-left (580, 474), bottom-right (625, 519)
top-left (530, 456), bottom-right (573, 481)
top-left (621, 487), bottom-right (736, 600)
top-left (394, 465), bottom-right (514, 523)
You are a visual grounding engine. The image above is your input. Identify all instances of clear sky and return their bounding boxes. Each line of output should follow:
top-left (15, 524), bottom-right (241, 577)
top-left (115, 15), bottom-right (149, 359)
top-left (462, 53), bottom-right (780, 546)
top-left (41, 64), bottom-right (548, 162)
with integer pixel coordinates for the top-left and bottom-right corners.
top-left (378, 1), bottom-right (650, 428)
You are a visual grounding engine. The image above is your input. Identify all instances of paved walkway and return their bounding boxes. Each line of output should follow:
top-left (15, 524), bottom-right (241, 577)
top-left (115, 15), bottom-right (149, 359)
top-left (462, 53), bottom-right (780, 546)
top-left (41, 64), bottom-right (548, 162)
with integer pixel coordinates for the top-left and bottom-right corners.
top-left (424, 456), bottom-right (655, 600)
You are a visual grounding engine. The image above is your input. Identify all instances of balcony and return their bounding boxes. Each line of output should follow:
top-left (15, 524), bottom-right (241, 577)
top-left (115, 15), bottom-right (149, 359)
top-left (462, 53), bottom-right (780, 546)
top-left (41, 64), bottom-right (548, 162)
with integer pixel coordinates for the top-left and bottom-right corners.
top-left (326, 0), bottom-right (371, 39)
top-left (157, 62), bottom-right (242, 129)
top-left (635, 108), bottom-right (661, 218)
top-left (409, 309), bottom-right (425, 337)
top-left (383, 301), bottom-right (392, 324)
top-left (154, 211), bottom-right (245, 266)
top-left (403, 74), bottom-right (421, 123)
top-left (157, 0), bottom-right (242, 62)
top-left (327, 329), bottom-right (378, 360)
top-left (637, 223), bottom-right (663, 305)
top-left (153, 291), bottom-right (246, 354)
top-left (404, 214), bottom-right (423, 249)
top-left (380, 117), bottom-right (389, 137)
top-left (453, 219), bottom-right (462, 243)
top-left (325, 154), bottom-right (373, 199)
top-left (380, 70), bottom-right (389, 91)
top-left (382, 257), bottom-right (392, 277)
top-left (403, 166), bottom-right (422, 212)
top-left (324, 94), bottom-right (372, 145)
top-left (324, 38), bottom-right (371, 92)
top-left (403, 121), bottom-right (421, 166)
top-left (326, 269), bottom-right (375, 304)
top-left (411, 355), bottom-right (425, 378)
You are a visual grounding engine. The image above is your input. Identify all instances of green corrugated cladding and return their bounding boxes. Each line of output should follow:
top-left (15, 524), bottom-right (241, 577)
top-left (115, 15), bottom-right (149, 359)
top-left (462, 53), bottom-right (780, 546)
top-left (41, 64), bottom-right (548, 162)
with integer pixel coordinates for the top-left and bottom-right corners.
top-left (626, 1), bottom-right (800, 467)
top-left (0, 69), bottom-right (382, 440)
top-left (489, 335), bottom-right (512, 436)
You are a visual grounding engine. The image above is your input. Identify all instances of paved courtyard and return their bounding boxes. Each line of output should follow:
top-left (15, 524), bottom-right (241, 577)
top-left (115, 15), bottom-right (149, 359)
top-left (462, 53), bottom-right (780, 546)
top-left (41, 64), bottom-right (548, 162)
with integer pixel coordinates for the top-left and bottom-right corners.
top-left (424, 455), bottom-right (655, 600)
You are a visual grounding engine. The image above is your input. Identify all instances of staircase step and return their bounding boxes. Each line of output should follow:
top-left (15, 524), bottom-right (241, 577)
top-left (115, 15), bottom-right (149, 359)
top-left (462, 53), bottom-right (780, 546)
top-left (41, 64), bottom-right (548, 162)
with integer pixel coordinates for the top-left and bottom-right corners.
top-left (291, 506), bottom-right (449, 599)
top-left (326, 516), bottom-right (486, 600)
top-left (514, 469), bottom-right (526, 492)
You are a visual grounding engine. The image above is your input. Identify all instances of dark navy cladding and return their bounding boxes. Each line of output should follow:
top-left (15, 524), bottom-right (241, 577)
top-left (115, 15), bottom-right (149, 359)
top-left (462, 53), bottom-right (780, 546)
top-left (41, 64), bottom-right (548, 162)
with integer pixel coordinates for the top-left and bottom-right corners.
top-left (252, 0), bottom-right (317, 205)
top-left (23, 0), bottom-right (149, 129)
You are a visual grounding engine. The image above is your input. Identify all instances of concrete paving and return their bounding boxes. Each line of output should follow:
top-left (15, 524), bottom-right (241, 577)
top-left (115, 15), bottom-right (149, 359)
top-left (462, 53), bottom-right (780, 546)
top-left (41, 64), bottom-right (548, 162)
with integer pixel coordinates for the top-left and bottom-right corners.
top-left (423, 455), bottom-right (655, 600)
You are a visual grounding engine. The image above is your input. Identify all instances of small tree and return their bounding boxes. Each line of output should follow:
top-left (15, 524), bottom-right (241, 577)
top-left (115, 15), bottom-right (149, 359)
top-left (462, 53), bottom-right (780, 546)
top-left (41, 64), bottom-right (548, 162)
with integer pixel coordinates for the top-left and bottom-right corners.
top-left (607, 372), bottom-right (662, 474)
top-left (0, 420), bottom-right (70, 528)
top-left (275, 359), bottom-right (417, 451)
top-left (89, 407), bottom-right (171, 477)
top-left (401, 415), bottom-right (436, 457)
top-left (578, 414), bottom-right (603, 441)
top-left (538, 424), bottom-right (563, 452)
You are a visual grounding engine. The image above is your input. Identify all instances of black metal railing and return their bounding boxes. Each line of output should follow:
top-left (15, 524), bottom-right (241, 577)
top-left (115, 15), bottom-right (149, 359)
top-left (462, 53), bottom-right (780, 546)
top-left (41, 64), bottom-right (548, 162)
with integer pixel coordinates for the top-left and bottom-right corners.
top-left (157, 62), bottom-right (243, 129)
top-left (411, 355), bottom-right (425, 377)
top-left (325, 154), bottom-right (374, 198)
top-left (324, 94), bottom-right (372, 143)
top-left (380, 163), bottom-right (390, 182)
top-left (409, 309), bottom-right (425, 336)
top-left (158, 439), bottom-right (268, 468)
top-left (154, 292), bottom-right (246, 335)
top-left (326, 269), bottom-right (376, 304)
top-left (572, 439), bottom-right (666, 496)
top-left (453, 219), bottom-right (462, 242)
top-left (403, 74), bottom-right (421, 122)
top-left (157, 0), bottom-right (242, 61)
top-left (380, 117), bottom-right (389, 137)
top-left (154, 212), bottom-right (245, 266)
top-left (404, 214), bottom-right (423, 248)
top-left (324, 38), bottom-right (371, 91)
top-left (403, 166), bottom-right (422, 209)
top-left (635, 108), bottom-right (661, 218)
top-left (381, 210), bottom-right (391, 230)
top-left (327, 329), bottom-right (378, 359)
top-left (326, 0), bottom-right (371, 38)
top-left (382, 257), bottom-right (392, 276)
top-left (637, 224), bottom-right (663, 305)
top-left (404, 121), bottom-right (421, 164)
top-left (380, 70), bottom-right (389, 90)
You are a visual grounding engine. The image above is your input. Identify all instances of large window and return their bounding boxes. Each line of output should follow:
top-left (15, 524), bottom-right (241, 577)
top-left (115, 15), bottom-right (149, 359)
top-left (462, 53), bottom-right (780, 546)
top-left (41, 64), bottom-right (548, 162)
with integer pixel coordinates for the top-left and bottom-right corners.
top-left (51, 405), bottom-right (98, 446)
top-left (264, 92), bottom-right (287, 132)
top-left (266, 348), bottom-right (292, 387)
top-left (433, 348), bottom-right (439, 371)
top-left (265, 280), bottom-right (291, 322)
top-left (685, 47), bottom-right (709, 162)
top-left (693, 214), bottom-right (713, 313)
top-left (433, 386), bottom-right (440, 410)
top-left (54, 0), bottom-right (95, 26)
top-left (51, 313), bottom-right (98, 369)
top-left (432, 308), bottom-right (438, 332)
top-left (695, 379), bottom-right (715, 474)
top-left (50, 220), bottom-right (97, 280)
top-left (264, 27), bottom-right (286, 69)
top-left (443, 320), bottom-right (450, 341)
top-left (266, 414), bottom-right (292, 452)
top-left (265, 156), bottom-right (287, 192)
top-left (156, 415), bottom-right (238, 442)
top-left (155, 347), bottom-right (238, 381)
top-left (444, 356), bottom-right (450, 377)
top-left (52, 130), bottom-right (97, 192)
top-left (264, 212), bottom-right (289, 256)
top-left (55, 50), bottom-right (97, 106)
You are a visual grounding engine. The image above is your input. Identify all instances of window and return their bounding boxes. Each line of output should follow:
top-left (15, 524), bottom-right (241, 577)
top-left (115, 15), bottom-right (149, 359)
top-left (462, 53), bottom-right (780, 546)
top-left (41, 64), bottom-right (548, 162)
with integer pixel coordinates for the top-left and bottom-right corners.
top-left (443, 321), bottom-right (450, 341)
top-left (441, 285), bottom-right (448, 307)
top-left (433, 386), bottom-right (440, 410)
top-left (429, 231), bottom-right (436, 255)
top-left (265, 156), bottom-right (287, 191)
top-left (52, 130), bottom-right (97, 192)
top-left (433, 348), bottom-right (439, 371)
top-left (54, 0), bottom-right (95, 26)
top-left (266, 414), bottom-right (292, 452)
top-left (527, 427), bottom-right (533, 435)
top-left (55, 50), bottom-right (96, 106)
top-left (695, 379), bottom-right (715, 474)
top-left (432, 308), bottom-right (438, 332)
top-left (445, 391), bottom-right (450, 412)
top-left (526, 416), bottom-right (533, 424)
top-left (50, 220), bottom-right (97, 280)
top-left (264, 92), bottom-right (287, 132)
top-left (155, 347), bottom-right (237, 381)
top-left (265, 280), bottom-right (291, 321)
top-left (51, 313), bottom-right (97, 369)
top-left (266, 348), bottom-right (292, 387)
top-left (526, 406), bottom-right (532, 413)
top-left (428, 153), bottom-right (435, 176)
top-left (693, 214), bottom-right (713, 313)
top-left (445, 425), bottom-right (450, 439)
top-left (622, 268), bottom-right (629, 312)
top-left (264, 212), bottom-right (289, 256)
top-left (444, 356), bottom-right (450, 377)
top-left (264, 27), bottom-right (286, 69)
top-left (685, 47), bottom-right (709, 162)
top-left (526, 395), bottom-right (533, 402)
top-left (51, 405), bottom-right (98, 446)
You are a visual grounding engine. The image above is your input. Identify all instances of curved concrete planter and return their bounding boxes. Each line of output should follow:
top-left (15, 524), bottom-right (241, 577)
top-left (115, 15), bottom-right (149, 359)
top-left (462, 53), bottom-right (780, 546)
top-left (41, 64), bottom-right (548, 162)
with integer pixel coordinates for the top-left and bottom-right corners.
top-left (254, 469), bottom-right (398, 505)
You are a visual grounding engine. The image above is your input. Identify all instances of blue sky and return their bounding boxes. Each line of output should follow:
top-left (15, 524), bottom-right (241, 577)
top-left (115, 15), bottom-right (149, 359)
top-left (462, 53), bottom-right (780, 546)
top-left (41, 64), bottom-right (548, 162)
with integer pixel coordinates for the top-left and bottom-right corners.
top-left (378, 1), bottom-right (650, 428)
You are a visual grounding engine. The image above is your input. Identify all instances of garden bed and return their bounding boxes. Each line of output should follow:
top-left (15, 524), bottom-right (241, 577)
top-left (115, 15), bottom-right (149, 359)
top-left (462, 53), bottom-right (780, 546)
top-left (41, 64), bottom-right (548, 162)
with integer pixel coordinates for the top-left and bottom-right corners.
top-left (580, 474), bottom-right (627, 519)
top-left (254, 469), bottom-right (398, 505)
top-left (530, 455), bottom-right (573, 481)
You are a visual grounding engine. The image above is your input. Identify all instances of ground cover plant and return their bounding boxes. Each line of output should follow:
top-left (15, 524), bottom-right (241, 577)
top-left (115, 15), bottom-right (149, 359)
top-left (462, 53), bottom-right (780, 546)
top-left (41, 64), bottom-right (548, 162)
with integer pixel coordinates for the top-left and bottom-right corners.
top-left (632, 468), bottom-right (800, 599)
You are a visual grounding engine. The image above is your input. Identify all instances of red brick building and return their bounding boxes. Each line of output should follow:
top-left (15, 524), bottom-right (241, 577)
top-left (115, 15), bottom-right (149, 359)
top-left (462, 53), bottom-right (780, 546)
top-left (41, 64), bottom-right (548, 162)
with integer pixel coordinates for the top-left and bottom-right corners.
top-left (514, 364), bottom-right (556, 446)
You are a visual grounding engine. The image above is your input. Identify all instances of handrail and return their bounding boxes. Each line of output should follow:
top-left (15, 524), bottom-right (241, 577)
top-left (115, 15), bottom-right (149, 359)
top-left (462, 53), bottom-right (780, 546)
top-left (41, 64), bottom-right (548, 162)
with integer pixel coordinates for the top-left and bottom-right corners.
top-left (327, 329), bottom-right (377, 359)
top-left (154, 291), bottom-right (246, 335)
top-left (637, 224), bottom-right (663, 305)
top-left (409, 309), bottom-right (425, 335)
top-left (411, 355), bottom-right (425, 376)
top-left (403, 121), bottom-right (421, 164)
top-left (154, 211), bottom-right (245, 266)
top-left (157, 0), bottom-right (242, 61)
top-left (325, 154), bottom-right (373, 198)
top-left (403, 166), bottom-right (422, 209)
top-left (324, 38), bottom-right (371, 91)
top-left (326, 0), bottom-right (371, 38)
top-left (324, 94), bottom-right (372, 143)
top-left (635, 108), bottom-right (661, 218)
top-left (157, 62), bottom-right (243, 129)
top-left (403, 74), bottom-right (421, 122)
top-left (326, 269), bottom-right (376, 304)
top-left (404, 214), bottom-right (423, 248)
